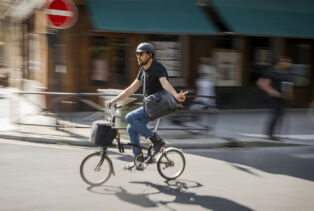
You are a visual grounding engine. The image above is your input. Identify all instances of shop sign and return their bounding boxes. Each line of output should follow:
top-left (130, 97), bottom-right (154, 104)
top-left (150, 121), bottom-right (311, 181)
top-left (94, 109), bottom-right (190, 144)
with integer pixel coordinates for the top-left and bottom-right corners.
top-left (45, 0), bottom-right (78, 29)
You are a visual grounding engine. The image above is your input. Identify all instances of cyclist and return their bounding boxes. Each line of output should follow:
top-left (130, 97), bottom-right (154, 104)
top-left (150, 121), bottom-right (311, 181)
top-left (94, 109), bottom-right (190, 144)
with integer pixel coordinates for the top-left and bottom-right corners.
top-left (105, 42), bottom-right (188, 169)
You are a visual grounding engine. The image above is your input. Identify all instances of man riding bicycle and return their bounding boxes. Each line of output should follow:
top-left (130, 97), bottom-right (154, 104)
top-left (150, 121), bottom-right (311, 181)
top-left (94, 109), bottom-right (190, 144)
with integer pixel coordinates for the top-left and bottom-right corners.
top-left (105, 42), bottom-right (188, 169)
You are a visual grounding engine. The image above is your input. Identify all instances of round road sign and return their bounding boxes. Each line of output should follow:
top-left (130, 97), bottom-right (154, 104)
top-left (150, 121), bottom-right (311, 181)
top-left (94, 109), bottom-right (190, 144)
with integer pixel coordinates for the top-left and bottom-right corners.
top-left (45, 0), bottom-right (78, 29)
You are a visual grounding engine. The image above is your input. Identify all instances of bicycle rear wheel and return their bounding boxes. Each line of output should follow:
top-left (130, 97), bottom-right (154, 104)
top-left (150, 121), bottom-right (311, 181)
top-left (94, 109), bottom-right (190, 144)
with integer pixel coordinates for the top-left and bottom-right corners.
top-left (80, 152), bottom-right (113, 186)
top-left (157, 148), bottom-right (185, 180)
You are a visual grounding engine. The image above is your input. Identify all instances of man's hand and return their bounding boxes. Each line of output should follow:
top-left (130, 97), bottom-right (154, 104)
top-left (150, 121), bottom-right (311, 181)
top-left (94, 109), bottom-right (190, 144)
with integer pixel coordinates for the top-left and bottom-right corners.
top-left (175, 91), bottom-right (189, 102)
top-left (269, 90), bottom-right (281, 98)
top-left (105, 100), bottom-right (114, 109)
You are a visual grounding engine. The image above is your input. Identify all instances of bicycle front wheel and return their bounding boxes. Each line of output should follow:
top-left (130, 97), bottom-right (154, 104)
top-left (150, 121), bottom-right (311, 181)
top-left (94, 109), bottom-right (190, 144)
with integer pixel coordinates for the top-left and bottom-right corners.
top-left (80, 152), bottom-right (113, 186)
top-left (157, 148), bottom-right (185, 180)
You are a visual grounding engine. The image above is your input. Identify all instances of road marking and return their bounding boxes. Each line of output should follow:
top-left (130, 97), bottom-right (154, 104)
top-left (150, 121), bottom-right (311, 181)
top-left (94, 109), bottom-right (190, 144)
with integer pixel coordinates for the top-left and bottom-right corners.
top-left (292, 153), bottom-right (314, 159)
top-left (240, 133), bottom-right (314, 140)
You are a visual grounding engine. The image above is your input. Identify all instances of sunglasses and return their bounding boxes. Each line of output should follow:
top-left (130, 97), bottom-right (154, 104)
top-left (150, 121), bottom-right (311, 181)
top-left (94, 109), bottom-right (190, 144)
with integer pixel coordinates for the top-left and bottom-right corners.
top-left (136, 52), bottom-right (145, 56)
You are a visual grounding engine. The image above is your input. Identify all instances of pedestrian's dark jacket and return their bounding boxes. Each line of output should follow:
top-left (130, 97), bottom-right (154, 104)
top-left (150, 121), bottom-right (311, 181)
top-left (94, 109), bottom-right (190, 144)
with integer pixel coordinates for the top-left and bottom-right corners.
top-left (261, 68), bottom-right (291, 94)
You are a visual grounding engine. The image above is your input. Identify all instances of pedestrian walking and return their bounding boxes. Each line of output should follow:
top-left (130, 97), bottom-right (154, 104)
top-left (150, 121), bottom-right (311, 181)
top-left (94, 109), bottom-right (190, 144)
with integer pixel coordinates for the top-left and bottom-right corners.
top-left (190, 57), bottom-right (216, 110)
top-left (257, 56), bottom-right (293, 141)
top-left (105, 42), bottom-right (188, 169)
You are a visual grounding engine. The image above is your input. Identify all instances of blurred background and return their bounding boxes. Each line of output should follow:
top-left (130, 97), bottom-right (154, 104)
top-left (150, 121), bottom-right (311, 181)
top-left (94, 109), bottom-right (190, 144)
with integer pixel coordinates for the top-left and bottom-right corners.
top-left (1, 2), bottom-right (314, 210)
top-left (0, 0), bottom-right (313, 136)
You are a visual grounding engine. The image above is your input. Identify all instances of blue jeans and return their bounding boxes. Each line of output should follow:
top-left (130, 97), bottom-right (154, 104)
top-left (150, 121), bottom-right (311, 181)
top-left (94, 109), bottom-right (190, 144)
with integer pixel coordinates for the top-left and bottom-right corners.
top-left (125, 107), bottom-right (154, 156)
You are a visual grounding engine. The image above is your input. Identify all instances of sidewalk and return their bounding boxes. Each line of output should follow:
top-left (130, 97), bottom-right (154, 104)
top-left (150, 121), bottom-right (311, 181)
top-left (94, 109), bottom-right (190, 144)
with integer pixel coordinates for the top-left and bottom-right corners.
top-left (0, 124), bottom-right (301, 149)
top-left (0, 88), bottom-right (307, 149)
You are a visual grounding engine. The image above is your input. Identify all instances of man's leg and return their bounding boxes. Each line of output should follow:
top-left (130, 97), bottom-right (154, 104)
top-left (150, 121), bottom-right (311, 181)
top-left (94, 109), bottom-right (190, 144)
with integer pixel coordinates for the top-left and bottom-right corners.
top-left (267, 98), bottom-right (281, 140)
top-left (125, 107), bottom-right (154, 139)
top-left (125, 107), bottom-right (164, 158)
top-left (127, 124), bottom-right (141, 156)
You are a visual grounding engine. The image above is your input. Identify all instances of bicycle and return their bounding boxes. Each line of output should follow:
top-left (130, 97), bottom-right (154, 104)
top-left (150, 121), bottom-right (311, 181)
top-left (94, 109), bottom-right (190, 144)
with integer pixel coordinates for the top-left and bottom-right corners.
top-left (80, 104), bottom-right (186, 186)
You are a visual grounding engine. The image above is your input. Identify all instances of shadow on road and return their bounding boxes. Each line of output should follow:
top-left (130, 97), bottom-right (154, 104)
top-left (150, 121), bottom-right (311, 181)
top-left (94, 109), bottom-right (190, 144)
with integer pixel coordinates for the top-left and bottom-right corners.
top-left (87, 179), bottom-right (253, 211)
top-left (188, 147), bottom-right (314, 182)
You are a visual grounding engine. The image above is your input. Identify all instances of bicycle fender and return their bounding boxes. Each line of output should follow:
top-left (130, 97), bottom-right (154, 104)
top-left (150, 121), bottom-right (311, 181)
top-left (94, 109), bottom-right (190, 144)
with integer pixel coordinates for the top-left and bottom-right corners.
top-left (164, 147), bottom-right (184, 153)
top-left (155, 147), bottom-right (184, 161)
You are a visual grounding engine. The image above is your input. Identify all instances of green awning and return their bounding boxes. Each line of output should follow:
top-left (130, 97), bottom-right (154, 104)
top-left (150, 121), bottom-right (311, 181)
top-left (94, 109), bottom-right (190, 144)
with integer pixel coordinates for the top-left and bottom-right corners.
top-left (211, 0), bottom-right (314, 38)
top-left (87, 0), bottom-right (219, 35)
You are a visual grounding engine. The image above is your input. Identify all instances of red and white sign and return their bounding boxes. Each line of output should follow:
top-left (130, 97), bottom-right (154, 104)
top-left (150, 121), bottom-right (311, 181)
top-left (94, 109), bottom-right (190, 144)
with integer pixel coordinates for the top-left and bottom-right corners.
top-left (45, 0), bottom-right (78, 29)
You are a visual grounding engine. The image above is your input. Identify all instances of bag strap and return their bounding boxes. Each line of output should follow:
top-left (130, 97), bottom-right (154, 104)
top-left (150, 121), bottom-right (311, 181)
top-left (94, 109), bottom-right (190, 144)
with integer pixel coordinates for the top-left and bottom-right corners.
top-left (142, 68), bottom-right (147, 97)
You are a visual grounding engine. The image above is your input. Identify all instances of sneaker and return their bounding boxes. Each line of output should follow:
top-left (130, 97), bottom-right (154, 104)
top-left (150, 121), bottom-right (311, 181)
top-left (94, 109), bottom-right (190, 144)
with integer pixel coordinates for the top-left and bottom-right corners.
top-left (152, 141), bottom-right (165, 155)
top-left (149, 132), bottom-right (165, 156)
top-left (134, 154), bottom-right (145, 171)
top-left (123, 162), bottom-right (135, 170)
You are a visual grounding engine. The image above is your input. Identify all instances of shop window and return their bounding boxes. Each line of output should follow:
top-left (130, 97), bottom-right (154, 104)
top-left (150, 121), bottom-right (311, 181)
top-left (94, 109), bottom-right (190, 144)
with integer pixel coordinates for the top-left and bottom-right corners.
top-left (249, 37), bottom-right (271, 84)
top-left (90, 37), bottom-right (109, 86)
top-left (111, 37), bottom-right (129, 87)
top-left (214, 36), bottom-right (233, 49)
top-left (250, 37), bottom-right (271, 71)
top-left (290, 43), bottom-right (311, 87)
top-left (149, 35), bottom-right (181, 78)
top-left (90, 37), bottom-right (130, 87)
top-left (212, 37), bottom-right (242, 86)
top-left (212, 49), bottom-right (242, 86)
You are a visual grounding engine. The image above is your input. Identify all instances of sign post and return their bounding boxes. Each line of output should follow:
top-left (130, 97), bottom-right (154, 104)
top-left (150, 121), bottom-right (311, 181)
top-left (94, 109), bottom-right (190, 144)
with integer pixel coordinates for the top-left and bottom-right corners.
top-left (44, 0), bottom-right (78, 94)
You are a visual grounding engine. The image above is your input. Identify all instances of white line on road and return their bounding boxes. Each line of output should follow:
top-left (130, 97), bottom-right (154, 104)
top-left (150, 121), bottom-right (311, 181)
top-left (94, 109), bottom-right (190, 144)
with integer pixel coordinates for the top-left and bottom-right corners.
top-left (240, 133), bottom-right (314, 140)
top-left (292, 153), bottom-right (314, 159)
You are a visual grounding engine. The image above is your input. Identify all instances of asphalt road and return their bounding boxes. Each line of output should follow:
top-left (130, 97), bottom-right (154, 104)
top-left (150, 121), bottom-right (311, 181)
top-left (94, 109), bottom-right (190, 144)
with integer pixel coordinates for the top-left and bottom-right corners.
top-left (0, 139), bottom-right (313, 211)
top-left (216, 110), bottom-right (314, 144)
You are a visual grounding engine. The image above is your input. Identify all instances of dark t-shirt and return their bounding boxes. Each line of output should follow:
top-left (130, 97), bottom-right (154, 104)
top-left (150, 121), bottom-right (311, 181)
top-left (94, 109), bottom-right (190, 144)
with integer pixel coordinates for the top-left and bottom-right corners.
top-left (261, 68), bottom-right (290, 93)
top-left (137, 60), bottom-right (168, 96)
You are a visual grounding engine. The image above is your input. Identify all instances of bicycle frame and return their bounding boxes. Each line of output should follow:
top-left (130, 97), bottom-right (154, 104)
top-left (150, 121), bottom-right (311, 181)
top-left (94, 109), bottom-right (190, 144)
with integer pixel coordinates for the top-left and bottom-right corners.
top-left (80, 105), bottom-right (185, 185)
top-left (105, 104), bottom-right (159, 155)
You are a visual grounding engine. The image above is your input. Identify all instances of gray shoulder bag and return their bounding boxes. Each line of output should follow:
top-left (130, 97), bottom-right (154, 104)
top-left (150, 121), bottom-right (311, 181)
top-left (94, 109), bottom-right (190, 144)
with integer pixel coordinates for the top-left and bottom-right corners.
top-left (143, 70), bottom-right (177, 121)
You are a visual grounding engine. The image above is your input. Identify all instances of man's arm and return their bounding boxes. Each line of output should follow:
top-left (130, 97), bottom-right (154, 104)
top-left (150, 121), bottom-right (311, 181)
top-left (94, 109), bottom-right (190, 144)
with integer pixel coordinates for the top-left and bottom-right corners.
top-left (257, 78), bottom-right (281, 97)
top-left (159, 77), bottom-right (188, 102)
top-left (107, 79), bottom-right (142, 106)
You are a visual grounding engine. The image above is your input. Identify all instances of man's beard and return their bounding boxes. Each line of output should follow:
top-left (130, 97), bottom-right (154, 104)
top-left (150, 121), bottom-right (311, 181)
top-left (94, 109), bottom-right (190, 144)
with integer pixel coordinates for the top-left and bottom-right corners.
top-left (139, 58), bottom-right (149, 66)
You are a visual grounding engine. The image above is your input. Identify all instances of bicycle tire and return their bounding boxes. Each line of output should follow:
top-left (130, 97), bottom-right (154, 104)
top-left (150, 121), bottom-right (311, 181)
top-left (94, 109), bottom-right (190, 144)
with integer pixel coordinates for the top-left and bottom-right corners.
top-left (157, 148), bottom-right (185, 180)
top-left (80, 152), bottom-right (113, 186)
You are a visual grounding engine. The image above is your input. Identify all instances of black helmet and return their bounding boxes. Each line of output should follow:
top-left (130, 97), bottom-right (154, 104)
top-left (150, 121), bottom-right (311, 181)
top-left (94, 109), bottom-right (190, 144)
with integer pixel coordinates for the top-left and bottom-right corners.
top-left (136, 42), bottom-right (155, 58)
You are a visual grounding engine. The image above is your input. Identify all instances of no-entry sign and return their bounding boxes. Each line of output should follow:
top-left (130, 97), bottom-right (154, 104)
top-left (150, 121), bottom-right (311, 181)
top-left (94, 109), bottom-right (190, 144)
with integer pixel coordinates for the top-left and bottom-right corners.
top-left (45, 0), bottom-right (78, 29)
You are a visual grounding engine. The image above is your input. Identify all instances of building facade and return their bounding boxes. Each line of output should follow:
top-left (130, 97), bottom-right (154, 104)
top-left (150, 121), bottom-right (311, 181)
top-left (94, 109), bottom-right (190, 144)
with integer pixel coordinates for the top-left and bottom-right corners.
top-left (2, 0), bottom-right (314, 109)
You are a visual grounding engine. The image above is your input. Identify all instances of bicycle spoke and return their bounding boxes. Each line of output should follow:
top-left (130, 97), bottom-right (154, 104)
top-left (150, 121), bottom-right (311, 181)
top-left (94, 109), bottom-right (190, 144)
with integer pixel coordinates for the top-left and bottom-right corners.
top-left (80, 153), bottom-right (112, 186)
top-left (157, 149), bottom-right (185, 180)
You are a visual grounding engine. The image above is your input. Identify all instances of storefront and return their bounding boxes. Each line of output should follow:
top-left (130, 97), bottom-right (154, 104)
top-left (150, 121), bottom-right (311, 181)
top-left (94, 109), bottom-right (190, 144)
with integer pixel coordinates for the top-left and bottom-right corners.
top-left (18, 0), bottom-right (314, 110)
top-left (209, 0), bottom-right (314, 108)
top-left (19, 0), bottom-right (219, 110)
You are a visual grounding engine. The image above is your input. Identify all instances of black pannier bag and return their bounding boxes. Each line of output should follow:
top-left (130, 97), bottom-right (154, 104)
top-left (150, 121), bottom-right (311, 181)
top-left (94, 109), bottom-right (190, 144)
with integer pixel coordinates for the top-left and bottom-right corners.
top-left (90, 120), bottom-right (117, 146)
